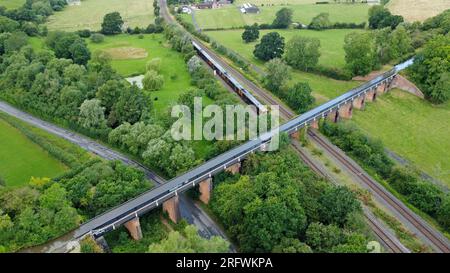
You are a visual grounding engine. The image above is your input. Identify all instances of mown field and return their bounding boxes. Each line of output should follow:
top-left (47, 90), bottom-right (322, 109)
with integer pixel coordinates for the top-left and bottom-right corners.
top-left (46, 0), bottom-right (154, 32)
top-left (0, 0), bottom-right (24, 10)
top-left (206, 28), bottom-right (366, 70)
top-left (351, 89), bottom-right (450, 186)
top-left (87, 34), bottom-right (213, 114)
top-left (387, 0), bottom-right (450, 22)
top-left (182, 3), bottom-right (369, 29)
top-left (0, 116), bottom-right (67, 187)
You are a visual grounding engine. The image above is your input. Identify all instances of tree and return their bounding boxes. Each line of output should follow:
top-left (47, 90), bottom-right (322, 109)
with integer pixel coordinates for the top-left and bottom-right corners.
top-left (110, 85), bottom-right (150, 126)
top-left (101, 12), bottom-right (124, 35)
top-left (187, 55), bottom-right (202, 74)
top-left (368, 5), bottom-right (403, 29)
top-left (284, 35), bottom-right (320, 72)
top-left (263, 58), bottom-right (291, 93)
top-left (90, 33), bottom-right (105, 43)
top-left (146, 58), bottom-right (162, 72)
top-left (69, 39), bottom-right (91, 65)
top-left (389, 25), bottom-right (412, 59)
top-left (148, 225), bottom-right (229, 253)
top-left (96, 79), bottom-right (125, 114)
top-left (318, 186), bottom-right (361, 226)
top-left (344, 32), bottom-right (377, 76)
top-left (79, 99), bottom-right (107, 129)
top-left (272, 238), bottom-right (312, 253)
top-left (272, 8), bottom-right (293, 29)
top-left (305, 222), bottom-right (343, 252)
top-left (285, 82), bottom-right (315, 113)
top-left (242, 23), bottom-right (259, 43)
top-left (4, 32), bottom-right (28, 53)
top-left (309, 13), bottom-right (331, 30)
top-left (437, 194), bottom-right (450, 230)
top-left (0, 16), bottom-right (20, 33)
top-left (409, 35), bottom-right (450, 104)
top-left (143, 70), bottom-right (164, 91)
top-left (253, 32), bottom-right (285, 61)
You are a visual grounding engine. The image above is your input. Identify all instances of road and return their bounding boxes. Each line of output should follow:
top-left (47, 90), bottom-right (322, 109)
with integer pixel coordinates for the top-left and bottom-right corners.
top-left (0, 101), bottom-right (231, 251)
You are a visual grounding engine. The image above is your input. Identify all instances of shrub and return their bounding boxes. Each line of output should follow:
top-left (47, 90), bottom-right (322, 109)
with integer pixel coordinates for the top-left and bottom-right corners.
top-left (90, 33), bottom-right (105, 43)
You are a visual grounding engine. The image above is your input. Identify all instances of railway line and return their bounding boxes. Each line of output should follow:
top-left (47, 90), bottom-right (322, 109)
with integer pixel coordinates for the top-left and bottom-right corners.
top-left (162, 0), bottom-right (450, 253)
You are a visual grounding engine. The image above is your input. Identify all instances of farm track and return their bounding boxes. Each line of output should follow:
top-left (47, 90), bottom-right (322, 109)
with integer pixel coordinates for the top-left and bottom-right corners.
top-left (161, 0), bottom-right (450, 253)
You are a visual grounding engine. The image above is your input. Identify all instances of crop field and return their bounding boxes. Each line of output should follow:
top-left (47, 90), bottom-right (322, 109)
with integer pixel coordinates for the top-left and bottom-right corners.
top-left (206, 28), bottom-right (365, 70)
top-left (182, 3), bottom-right (369, 29)
top-left (0, 0), bottom-right (24, 10)
top-left (0, 116), bottom-right (67, 187)
top-left (87, 34), bottom-right (213, 115)
top-left (46, 0), bottom-right (154, 32)
top-left (387, 0), bottom-right (450, 22)
top-left (351, 89), bottom-right (450, 186)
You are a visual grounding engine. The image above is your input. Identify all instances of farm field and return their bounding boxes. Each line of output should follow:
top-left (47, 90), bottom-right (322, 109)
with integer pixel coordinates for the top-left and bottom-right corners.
top-left (87, 34), bottom-right (215, 115)
top-left (0, 0), bottom-right (24, 10)
top-left (0, 115), bottom-right (67, 187)
top-left (182, 3), bottom-right (369, 29)
top-left (206, 28), bottom-right (366, 70)
top-left (387, 0), bottom-right (450, 22)
top-left (350, 89), bottom-right (450, 187)
top-left (46, 0), bottom-right (154, 32)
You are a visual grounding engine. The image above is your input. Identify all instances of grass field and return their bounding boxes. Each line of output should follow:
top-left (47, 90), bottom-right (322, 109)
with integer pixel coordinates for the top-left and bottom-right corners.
top-left (0, 0), bottom-right (24, 10)
top-left (87, 34), bottom-right (214, 115)
top-left (387, 0), bottom-right (450, 22)
top-left (350, 89), bottom-right (450, 186)
top-left (206, 28), bottom-right (365, 70)
top-left (46, 0), bottom-right (154, 32)
top-left (205, 28), bottom-right (363, 104)
top-left (0, 117), bottom-right (67, 187)
top-left (183, 3), bottom-right (369, 29)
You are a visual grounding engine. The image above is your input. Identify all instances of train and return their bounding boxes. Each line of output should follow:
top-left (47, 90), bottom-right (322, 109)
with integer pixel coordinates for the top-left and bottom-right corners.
top-left (192, 41), bottom-right (267, 114)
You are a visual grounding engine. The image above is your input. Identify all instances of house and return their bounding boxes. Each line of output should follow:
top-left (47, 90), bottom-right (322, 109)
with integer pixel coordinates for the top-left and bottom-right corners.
top-left (240, 3), bottom-right (260, 14)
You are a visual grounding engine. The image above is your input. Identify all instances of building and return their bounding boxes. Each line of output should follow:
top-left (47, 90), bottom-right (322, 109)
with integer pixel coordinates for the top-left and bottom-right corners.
top-left (240, 3), bottom-right (260, 14)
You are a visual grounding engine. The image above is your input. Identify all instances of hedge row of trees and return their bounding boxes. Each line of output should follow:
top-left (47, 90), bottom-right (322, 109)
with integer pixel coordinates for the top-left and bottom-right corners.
top-left (0, 159), bottom-right (151, 252)
top-left (210, 148), bottom-right (371, 253)
top-left (320, 121), bottom-right (450, 231)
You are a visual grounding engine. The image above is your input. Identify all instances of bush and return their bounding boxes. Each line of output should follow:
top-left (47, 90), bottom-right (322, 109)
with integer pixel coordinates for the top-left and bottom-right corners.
top-left (77, 29), bottom-right (92, 38)
top-left (90, 33), bottom-right (105, 43)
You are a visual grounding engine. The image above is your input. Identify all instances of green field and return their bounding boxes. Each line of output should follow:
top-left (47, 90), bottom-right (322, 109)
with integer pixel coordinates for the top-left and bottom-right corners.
top-left (87, 34), bottom-right (214, 114)
top-left (206, 28), bottom-right (365, 70)
top-left (0, 117), bottom-right (67, 187)
top-left (351, 89), bottom-right (450, 186)
top-left (46, 0), bottom-right (154, 32)
top-left (205, 29), bottom-right (363, 104)
top-left (183, 3), bottom-right (369, 29)
top-left (0, 0), bottom-right (24, 10)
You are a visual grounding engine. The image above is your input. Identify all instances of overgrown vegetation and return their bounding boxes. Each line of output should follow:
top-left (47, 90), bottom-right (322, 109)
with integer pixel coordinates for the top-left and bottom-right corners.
top-left (209, 148), bottom-right (372, 253)
top-left (320, 121), bottom-right (450, 231)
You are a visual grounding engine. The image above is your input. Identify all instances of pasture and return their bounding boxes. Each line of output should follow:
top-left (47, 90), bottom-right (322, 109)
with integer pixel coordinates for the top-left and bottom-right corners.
top-left (183, 3), bottom-right (369, 29)
top-left (0, 116), bottom-right (67, 187)
top-left (0, 0), bottom-right (24, 10)
top-left (87, 34), bottom-right (212, 115)
top-left (46, 0), bottom-right (154, 32)
top-left (351, 89), bottom-right (450, 186)
top-left (387, 0), bottom-right (450, 22)
top-left (205, 28), bottom-right (366, 70)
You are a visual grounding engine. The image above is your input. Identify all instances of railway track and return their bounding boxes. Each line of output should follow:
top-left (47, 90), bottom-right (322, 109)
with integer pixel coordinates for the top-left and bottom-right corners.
top-left (291, 143), bottom-right (409, 253)
top-left (308, 130), bottom-right (450, 253)
top-left (160, 0), bottom-right (450, 253)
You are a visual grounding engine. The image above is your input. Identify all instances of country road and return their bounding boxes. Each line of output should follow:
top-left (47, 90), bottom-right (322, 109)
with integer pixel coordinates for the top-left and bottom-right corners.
top-left (0, 101), bottom-right (231, 251)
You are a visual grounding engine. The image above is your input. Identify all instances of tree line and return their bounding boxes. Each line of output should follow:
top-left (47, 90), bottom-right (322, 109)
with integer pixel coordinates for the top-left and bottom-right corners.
top-left (320, 121), bottom-right (450, 232)
top-left (209, 147), bottom-right (372, 253)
